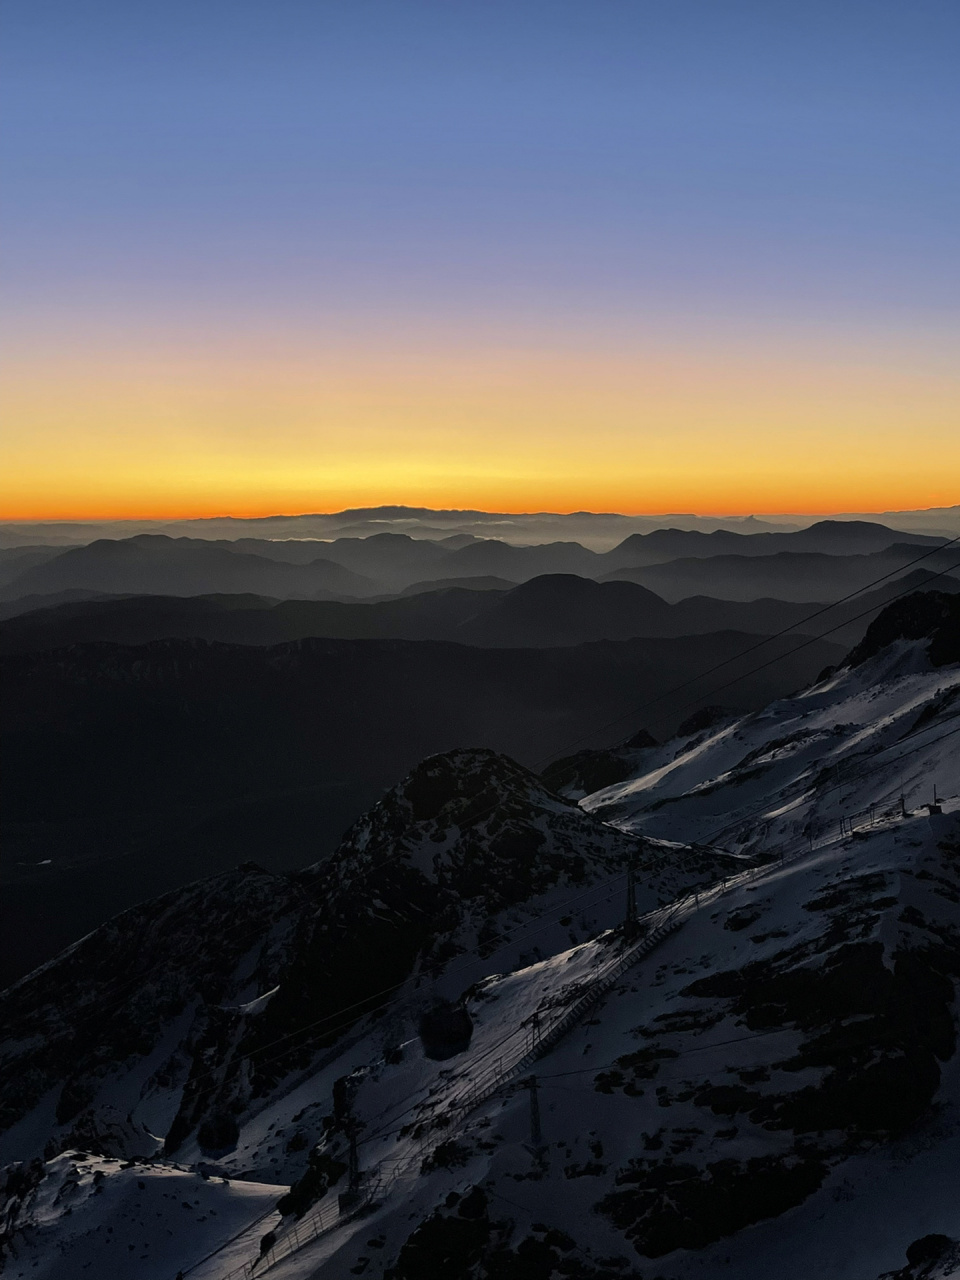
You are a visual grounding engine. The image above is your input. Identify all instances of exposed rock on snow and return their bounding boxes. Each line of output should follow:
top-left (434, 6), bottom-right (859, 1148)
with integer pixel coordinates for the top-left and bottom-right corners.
top-left (2, 595), bottom-right (959, 1279)
top-left (0, 749), bottom-right (722, 1183)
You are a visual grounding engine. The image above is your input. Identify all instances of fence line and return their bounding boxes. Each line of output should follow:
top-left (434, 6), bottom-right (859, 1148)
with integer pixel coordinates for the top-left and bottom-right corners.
top-left (209, 791), bottom-right (959, 1278)
top-left (224, 866), bottom-right (767, 1278)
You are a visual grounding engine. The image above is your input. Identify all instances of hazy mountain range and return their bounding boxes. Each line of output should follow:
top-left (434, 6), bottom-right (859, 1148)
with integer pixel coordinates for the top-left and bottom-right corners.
top-left (3, 567), bottom-right (958, 656)
top-left (2, 501), bottom-right (958, 548)
top-left (0, 520), bottom-right (954, 607)
top-left (2, 514), bottom-right (959, 991)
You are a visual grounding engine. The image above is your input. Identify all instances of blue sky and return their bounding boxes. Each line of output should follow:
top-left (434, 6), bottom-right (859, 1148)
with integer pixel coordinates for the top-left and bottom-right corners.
top-left (3, 1), bottom-right (959, 517)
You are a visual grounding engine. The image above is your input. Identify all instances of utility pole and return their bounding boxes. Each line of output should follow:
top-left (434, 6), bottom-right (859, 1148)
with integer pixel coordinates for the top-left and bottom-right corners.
top-left (348, 1121), bottom-right (359, 1193)
top-left (625, 855), bottom-right (637, 931)
top-left (338, 1118), bottom-right (362, 1212)
top-left (522, 1075), bottom-right (547, 1165)
top-left (528, 1010), bottom-right (542, 1055)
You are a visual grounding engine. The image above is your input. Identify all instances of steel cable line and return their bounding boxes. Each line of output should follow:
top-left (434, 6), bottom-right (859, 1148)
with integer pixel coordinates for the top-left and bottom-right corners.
top-left (202, 743), bottom-right (960, 1269)
top-left (533, 912), bottom-right (960, 1087)
top-left (16, 617), bottom-right (960, 1097)
top-left (210, 727), bottom-right (960, 1269)
top-left (695, 717), bottom-right (960, 863)
top-left (156, 864), bottom-right (684, 1102)
top-left (17, 852), bottom-right (652, 1093)
top-left (121, 834), bottom-right (745, 1099)
top-left (344, 889), bottom-right (744, 1151)
top-left (1, 864), bottom-right (636, 1085)
top-left (344, 725), bottom-right (960, 1151)
top-left (535, 546), bottom-right (960, 761)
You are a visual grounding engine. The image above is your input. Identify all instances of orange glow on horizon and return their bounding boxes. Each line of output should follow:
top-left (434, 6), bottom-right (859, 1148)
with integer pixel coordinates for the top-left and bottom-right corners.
top-left (3, 326), bottom-right (958, 524)
top-left (5, 482), bottom-right (958, 525)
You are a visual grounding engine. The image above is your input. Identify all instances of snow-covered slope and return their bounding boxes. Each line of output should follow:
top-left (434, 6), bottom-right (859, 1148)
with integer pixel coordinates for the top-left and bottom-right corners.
top-left (0, 749), bottom-right (730, 1276)
top-left (0, 1153), bottom-right (283, 1280)
top-left (582, 632), bottom-right (959, 859)
top-left (3, 593), bottom-right (960, 1279)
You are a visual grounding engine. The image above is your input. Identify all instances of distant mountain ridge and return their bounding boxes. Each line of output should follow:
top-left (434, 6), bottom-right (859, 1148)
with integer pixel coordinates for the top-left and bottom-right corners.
top-left (0, 534), bottom-right (378, 602)
top-left (2, 502), bottom-right (958, 549)
top-left (0, 519), bottom-right (948, 605)
top-left (3, 566), bottom-right (957, 654)
top-left (604, 544), bottom-right (960, 603)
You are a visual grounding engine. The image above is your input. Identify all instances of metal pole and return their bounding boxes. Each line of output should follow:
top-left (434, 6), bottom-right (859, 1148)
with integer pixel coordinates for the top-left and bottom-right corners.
top-left (348, 1122), bottom-right (359, 1192)
top-left (527, 1075), bottom-right (542, 1148)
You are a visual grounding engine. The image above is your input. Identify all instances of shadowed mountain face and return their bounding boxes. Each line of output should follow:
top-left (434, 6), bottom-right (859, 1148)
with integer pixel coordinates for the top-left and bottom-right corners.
top-left (0, 545), bottom-right (67, 588)
top-left (3, 568), bottom-right (957, 654)
top-left (604, 545), bottom-right (959, 603)
top-left (0, 630), bottom-right (843, 985)
top-left (846, 591), bottom-right (960, 668)
top-left (399, 574), bottom-right (517, 595)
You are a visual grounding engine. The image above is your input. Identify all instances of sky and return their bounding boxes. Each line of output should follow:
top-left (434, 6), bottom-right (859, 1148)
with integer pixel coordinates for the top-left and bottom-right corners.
top-left (2, 0), bottom-right (959, 520)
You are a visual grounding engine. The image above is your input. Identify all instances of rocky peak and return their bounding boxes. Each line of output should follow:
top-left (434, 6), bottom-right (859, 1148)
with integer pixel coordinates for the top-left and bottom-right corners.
top-left (320, 747), bottom-right (636, 909)
top-left (846, 590), bottom-right (960, 668)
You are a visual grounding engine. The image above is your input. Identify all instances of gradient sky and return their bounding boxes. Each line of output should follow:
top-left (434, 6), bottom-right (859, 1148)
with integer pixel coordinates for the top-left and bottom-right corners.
top-left (2, 0), bottom-right (959, 519)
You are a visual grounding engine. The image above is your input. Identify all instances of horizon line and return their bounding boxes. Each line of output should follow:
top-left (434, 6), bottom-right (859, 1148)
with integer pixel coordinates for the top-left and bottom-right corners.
top-left (2, 502), bottom-right (958, 527)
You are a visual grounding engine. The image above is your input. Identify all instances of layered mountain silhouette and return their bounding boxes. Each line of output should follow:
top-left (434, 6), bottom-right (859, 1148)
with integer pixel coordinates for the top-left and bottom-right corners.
top-left (600, 518), bottom-right (945, 568)
top-left (3, 567), bottom-right (956, 655)
top-left (0, 520), bottom-right (948, 606)
top-left (3, 504), bottom-right (958, 549)
top-left (0, 534), bottom-right (379, 602)
top-left (603, 545), bottom-right (959, 603)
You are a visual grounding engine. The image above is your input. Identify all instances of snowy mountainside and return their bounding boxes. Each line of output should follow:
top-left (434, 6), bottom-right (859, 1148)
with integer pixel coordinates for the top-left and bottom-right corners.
top-left (217, 599), bottom-right (960, 1279)
top-left (265, 808), bottom-right (960, 1280)
top-left (171, 749), bottom-right (727, 1169)
top-left (581, 593), bottom-right (960, 856)
top-left (0, 1153), bottom-right (282, 1280)
top-left (3, 593), bottom-right (960, 1279)
top-left (0, 749), bottom-right (731, 1276)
